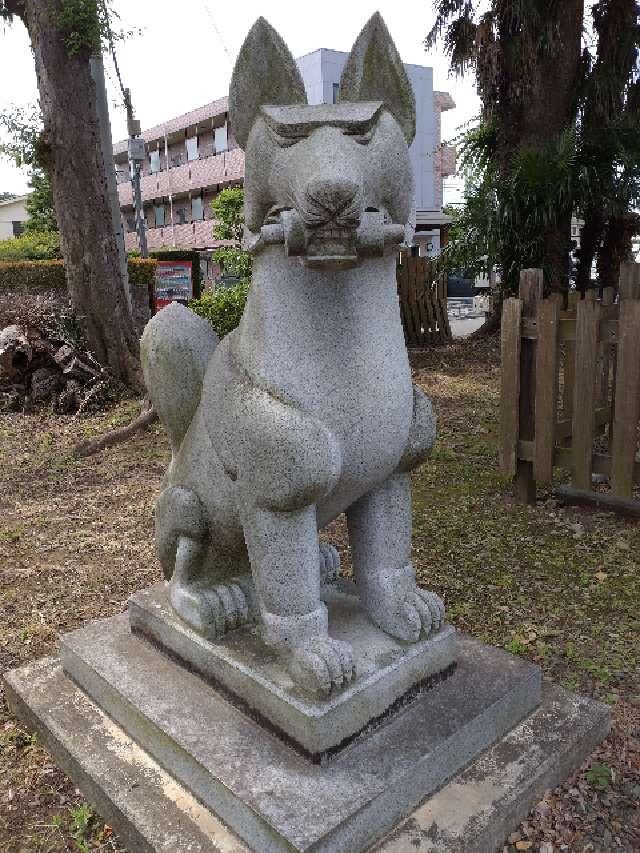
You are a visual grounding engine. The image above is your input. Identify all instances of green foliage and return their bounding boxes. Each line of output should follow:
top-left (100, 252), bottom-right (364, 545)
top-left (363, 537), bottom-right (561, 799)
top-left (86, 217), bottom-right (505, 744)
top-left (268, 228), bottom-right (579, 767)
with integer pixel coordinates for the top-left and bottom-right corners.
top-left (67, 802), bottom-right (95, 852)
top-left (55, 0), bottom-right (102, 57)
top-left (189, 281), bottom-right (250, 339)
top-left (211, 187), bottom-right (245, 242)
top-left (0, 104), bottom-right (43, 170)
top-left (442, 117), bottom-right (579, 292)
top-left (24, 170), bottom-right (57, 233)
top-left (0, 231), bottom-right (61, 261)
top-left (586, 762), bottom-right (612, 790)
top-left (55, 0), bottom-right (137, 59)
top-left (211, 187), bottom-right (252, 281)
top-left (213, 246), bottom-right (252, 280)
top-left (0, 105), bottom-right (58, 234)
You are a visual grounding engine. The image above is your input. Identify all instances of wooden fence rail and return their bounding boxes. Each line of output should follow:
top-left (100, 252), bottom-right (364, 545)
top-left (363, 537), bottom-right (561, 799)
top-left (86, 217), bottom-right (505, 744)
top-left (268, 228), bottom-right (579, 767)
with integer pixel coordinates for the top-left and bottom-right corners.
top-left (396, 254), bottom-right (451, 346)
top-left (500, 263), bottom-right (640, 514)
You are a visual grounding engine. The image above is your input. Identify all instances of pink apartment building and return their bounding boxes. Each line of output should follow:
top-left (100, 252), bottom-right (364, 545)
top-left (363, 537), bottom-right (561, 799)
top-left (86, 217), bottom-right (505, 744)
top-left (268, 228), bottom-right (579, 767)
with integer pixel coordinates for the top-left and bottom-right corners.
top-left (113, 51), bottom-right (455, 281)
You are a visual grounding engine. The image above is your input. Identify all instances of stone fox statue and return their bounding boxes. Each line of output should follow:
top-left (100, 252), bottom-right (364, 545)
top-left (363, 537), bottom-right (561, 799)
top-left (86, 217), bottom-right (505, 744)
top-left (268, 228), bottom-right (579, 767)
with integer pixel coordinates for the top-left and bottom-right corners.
top-left (141, 13), bottom-right (445, 696)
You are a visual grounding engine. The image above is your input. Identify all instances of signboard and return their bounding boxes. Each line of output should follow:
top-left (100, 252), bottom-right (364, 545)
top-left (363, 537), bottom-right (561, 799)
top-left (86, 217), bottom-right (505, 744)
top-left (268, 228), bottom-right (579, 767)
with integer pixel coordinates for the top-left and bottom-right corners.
top-left (154, 260), bottom-right (193, 311)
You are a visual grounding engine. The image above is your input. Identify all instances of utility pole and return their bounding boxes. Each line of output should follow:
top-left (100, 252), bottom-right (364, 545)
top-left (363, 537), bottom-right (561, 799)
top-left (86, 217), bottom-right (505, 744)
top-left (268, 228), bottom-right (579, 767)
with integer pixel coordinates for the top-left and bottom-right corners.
top-left (124, 88), bottom-right (148, 259)
top-left (90, 54), bottom-right (132, 311)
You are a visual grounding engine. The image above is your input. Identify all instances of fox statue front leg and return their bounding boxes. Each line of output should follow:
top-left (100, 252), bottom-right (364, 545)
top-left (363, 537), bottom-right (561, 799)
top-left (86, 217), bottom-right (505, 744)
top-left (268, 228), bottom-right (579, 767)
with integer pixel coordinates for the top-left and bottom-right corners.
top-left (347, 386), bottom-right (445, 641)
top-left (201, 361), bottom-right (356, 696)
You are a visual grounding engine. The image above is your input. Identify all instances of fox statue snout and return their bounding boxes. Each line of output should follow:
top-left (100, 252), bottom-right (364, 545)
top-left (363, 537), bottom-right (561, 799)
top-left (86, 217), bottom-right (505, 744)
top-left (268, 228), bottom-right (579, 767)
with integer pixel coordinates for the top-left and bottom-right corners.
top-left (301, 175), bottom-right (362, 229)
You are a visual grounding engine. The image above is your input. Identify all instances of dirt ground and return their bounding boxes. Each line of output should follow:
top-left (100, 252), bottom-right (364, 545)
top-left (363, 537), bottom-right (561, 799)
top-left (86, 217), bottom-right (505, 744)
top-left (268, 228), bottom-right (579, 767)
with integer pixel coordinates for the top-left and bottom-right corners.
top-left (0, 336), bottom-right (638, 853)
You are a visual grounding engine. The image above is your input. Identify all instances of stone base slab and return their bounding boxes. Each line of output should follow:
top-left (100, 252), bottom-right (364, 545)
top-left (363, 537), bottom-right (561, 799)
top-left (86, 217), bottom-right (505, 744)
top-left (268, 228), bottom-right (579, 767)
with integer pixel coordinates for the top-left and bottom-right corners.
top-left (46, 612), bottom-right (547, 851)
top-left (5, 656), bottom-right (610, 853)
top-left (128, 581), bottom-right (458, 756)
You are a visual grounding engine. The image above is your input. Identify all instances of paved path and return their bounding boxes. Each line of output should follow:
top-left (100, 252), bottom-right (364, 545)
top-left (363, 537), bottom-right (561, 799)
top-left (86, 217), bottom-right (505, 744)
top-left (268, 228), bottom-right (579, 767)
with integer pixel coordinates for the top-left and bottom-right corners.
top-left (449, 316), bottom-right (486, 339)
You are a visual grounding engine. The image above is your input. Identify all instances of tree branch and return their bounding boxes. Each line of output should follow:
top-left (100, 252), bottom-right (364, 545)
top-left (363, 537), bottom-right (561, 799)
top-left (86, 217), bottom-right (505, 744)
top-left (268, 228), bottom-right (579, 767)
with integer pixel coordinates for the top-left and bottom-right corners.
top-left (73, 403), bottom-right (158, 458)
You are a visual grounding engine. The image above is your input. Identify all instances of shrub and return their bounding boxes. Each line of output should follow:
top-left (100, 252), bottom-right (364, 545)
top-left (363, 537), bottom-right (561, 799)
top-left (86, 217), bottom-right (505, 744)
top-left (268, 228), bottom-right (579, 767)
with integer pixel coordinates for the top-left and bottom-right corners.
top-left (189, 281), bottom-right (249, 339)
top-left (127, 257), bottom-right (157, 289)
top-left (213, 246), bottom-right (252, 280)
top-left (0, 230), bottom-right (61, 261)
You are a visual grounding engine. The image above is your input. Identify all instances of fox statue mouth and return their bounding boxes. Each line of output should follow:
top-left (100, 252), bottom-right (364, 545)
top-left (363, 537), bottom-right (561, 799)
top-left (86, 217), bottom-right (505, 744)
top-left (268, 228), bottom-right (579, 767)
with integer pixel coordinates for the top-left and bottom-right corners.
top-left (244, 210), bottom-right (405, 269)
top-left (304, 224), bottom-right (359, 270)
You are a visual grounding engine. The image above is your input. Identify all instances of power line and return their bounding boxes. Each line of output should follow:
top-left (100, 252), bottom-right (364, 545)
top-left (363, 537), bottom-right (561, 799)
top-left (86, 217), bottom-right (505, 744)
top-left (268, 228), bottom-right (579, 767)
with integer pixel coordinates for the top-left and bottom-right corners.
top-left (200, 0), bottom-right (232, 67)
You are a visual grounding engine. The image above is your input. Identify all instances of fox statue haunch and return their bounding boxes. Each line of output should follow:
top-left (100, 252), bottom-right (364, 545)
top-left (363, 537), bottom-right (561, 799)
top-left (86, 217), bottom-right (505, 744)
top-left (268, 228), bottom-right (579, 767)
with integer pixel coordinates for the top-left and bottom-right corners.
top-left (141, 13), bottom-right (445, 696)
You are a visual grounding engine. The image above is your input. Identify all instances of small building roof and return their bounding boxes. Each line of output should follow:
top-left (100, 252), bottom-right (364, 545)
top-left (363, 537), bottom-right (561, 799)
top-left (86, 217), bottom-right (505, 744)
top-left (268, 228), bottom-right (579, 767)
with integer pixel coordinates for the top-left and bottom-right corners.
top-left (0, 193), bottom-right (30, 207)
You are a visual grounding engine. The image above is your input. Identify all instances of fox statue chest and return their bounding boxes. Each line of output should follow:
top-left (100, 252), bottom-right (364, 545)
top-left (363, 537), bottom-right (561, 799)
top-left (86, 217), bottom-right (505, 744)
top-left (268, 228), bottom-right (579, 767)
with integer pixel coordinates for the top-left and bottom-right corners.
top-left (197, 250), bottom-right (413, 518)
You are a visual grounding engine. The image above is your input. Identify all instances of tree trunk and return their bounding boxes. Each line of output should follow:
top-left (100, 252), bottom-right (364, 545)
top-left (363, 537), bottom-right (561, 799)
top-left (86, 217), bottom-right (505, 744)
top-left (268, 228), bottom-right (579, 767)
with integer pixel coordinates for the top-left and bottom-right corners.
top-left (494, 0), bottom-right (584, 293)
top-left (9, 0), bottom-right (142, 390)
top-left (597, 213), bottom-right (639, 291)
top-left (576, 205), bottom-right (605, 294)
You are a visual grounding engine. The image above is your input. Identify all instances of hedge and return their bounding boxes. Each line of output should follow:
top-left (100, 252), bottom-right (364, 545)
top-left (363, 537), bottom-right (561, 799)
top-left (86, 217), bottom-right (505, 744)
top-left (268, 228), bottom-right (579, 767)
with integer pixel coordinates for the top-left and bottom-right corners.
top-left (150, 249), bottom-right (202, 299)
top-left (0, 258), bottom-right (157, 291)
top-left (0, 260), bottom-right (66, 290)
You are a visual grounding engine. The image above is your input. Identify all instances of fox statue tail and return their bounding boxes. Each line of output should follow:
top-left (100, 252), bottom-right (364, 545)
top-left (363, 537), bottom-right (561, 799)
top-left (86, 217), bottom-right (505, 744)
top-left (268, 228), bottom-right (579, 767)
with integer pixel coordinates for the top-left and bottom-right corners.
top-left (140, 302), bottom-right (218, 455)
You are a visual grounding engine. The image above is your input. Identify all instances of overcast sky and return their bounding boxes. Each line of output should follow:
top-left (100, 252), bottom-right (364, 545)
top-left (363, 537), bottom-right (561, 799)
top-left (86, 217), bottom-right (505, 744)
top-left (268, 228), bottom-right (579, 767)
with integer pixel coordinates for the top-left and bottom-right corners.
top-left (0, 1), bottom-right (481, 201)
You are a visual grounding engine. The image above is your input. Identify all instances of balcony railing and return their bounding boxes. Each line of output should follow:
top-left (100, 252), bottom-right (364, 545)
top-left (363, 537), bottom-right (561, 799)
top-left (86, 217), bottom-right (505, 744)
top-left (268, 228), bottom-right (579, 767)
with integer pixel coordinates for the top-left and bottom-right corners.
top-left (141, 144), bottom-right (232, 176)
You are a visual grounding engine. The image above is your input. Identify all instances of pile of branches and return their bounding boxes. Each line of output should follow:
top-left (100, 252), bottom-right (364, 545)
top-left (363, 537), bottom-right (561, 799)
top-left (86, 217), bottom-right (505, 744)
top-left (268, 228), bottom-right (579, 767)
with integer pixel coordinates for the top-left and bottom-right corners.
top-left (0, 323), bottom-right (115, 414)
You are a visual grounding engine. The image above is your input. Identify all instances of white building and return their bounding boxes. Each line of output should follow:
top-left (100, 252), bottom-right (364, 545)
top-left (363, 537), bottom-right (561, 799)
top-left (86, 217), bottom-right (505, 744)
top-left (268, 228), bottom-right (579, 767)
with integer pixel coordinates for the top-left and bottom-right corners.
top-left (0, 194), bottom-right (29, 240)
top-left (296, 49), bottom-right (456, 254)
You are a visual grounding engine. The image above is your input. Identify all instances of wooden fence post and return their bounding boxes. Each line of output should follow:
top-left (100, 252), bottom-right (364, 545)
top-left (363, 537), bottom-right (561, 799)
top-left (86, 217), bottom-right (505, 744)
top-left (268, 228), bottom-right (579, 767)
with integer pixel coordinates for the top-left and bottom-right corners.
top-left (500, 297), bottom-right (522, 479)
top-left (533, 292), bottom-right (560, 485)
top-left (610, 263), bottom-right (640, 497)
top-left (572, 291), bottom-right (600, 490)
top-left (515, 269), bottom-right (544, 503)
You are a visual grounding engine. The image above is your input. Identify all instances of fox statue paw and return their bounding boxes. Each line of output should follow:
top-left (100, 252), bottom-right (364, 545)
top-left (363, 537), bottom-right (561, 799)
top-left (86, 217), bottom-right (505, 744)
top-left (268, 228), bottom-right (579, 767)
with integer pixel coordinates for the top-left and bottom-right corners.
top-left (319, 541), bottom-right (340, 584)
top-left (287, 636), bottom-right (356, 697)
top-left (169, 577), bottom-right (256, 639)
top-left (362, 563), bottom-right (445, 643)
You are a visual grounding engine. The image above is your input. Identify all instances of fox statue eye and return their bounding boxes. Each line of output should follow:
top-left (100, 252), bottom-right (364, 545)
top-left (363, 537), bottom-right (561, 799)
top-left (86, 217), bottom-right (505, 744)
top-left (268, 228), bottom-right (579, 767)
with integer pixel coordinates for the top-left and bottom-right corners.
top-left (269, 127), bottom-right (305, 148)
top-left (343, 128), bottom-right (374, 146)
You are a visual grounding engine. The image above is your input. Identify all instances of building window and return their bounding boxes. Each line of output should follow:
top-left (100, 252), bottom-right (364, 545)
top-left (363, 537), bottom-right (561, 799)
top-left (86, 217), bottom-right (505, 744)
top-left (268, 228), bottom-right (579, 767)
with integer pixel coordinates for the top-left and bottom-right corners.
top-left (154, 203), bottom-right (165, 227)
top-left (191, 195), bottom-right (204, 221)
top-left (175, 207), bottom-right (188, 225)
top-left (332, 82), bottom-right (340, 104)
top-left (214, 123), bottom-right (228, 154)
top-left (186, 136), bottom-right (199, 162)
top-left (125, 215), bottom-right (136, 233)
top-left (149, 149), bottom-right (161, 174)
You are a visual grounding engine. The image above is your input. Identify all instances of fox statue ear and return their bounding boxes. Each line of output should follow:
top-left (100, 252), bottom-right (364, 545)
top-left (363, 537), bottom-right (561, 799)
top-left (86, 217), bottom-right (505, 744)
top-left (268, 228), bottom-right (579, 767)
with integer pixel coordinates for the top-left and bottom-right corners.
top-left (229, 17), bottom-right (307, 149)
top-left (339, 12), bottom-right (416, 145)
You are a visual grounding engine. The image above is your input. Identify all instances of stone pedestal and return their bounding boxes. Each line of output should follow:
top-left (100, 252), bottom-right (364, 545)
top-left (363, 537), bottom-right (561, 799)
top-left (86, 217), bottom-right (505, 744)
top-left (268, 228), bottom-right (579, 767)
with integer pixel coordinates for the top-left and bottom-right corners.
top-left (4, 586), bottom-right (611, 853)
top-left (128, 581), bottom-right (457, 757)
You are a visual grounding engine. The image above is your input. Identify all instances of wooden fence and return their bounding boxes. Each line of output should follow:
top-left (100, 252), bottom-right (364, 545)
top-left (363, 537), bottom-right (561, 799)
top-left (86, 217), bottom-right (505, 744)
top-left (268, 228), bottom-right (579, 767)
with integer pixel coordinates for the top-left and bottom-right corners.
top-left (396, 254), bottom-right (452, 346)
top-left (500, 263), bottom-right (640, 514)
